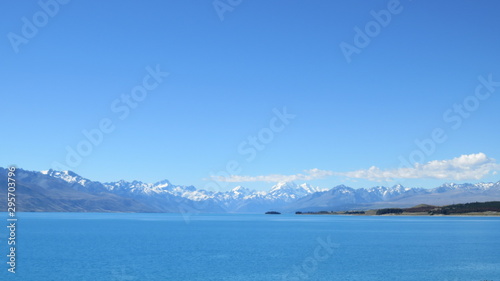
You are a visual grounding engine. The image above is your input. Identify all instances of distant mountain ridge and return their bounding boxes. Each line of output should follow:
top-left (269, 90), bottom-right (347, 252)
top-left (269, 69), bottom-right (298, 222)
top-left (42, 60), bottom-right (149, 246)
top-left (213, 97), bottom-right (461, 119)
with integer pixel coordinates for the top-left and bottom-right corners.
top-left (1, 167), bottom-right (500, 213)
top-left (286, 181), bottom-right (500, 212)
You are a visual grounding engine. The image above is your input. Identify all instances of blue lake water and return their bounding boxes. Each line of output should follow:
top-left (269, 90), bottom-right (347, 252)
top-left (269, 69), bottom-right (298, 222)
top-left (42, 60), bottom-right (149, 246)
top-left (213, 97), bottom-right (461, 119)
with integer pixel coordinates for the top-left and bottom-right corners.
top-left (1, 213), bottom-right (499, 281)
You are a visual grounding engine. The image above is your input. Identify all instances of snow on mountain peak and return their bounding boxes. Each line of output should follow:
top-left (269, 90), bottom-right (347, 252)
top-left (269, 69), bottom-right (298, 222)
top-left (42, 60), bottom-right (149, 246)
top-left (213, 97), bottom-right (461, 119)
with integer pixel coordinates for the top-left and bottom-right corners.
top-left (270, 181), bottom-right (297, 192)
top-left (154, 179), bottom-right (172, 188)
top-left (268, 181), bottom-right (321, 201)
top-left (299, 183), bottom-right (327, 193)
top-left (42, 169), bottom-right (89, 186)
top-left (231, 186), bottom-right (250, 194)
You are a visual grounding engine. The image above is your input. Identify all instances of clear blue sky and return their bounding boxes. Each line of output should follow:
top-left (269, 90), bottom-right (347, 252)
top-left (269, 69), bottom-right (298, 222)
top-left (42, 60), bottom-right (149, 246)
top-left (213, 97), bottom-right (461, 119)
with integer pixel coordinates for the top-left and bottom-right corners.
top-left (2, 0), bottom-right (500, 191)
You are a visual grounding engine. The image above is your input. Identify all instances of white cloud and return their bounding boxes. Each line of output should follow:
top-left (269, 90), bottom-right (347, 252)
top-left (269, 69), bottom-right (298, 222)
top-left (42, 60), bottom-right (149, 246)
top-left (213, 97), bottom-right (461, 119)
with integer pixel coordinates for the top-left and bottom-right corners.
top-left (210, 168), bottom-right (334, 183)
top-left (209, 153), bottom-right (500, 183)
top-left (338, 153), bottom-right (500, 181)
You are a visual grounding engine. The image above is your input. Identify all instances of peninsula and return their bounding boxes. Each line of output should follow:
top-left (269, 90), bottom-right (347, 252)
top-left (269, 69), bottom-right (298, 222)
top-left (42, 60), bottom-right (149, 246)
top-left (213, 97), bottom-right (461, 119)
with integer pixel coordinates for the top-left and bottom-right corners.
top-left (296, 201), bottom-right (500, 216)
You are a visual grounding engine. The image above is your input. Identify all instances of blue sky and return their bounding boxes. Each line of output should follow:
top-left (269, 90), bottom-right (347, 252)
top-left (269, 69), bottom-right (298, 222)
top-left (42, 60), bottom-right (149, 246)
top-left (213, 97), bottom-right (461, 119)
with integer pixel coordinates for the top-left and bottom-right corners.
top-left (2, 0), bottom-right (500, 191)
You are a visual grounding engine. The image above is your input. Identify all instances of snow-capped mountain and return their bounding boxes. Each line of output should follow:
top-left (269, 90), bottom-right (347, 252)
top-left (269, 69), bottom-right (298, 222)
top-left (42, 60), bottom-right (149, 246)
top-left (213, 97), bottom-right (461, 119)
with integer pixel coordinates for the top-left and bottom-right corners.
top-left (35, 170), bottom-right (323, 212)
top-left (286, 181), bottom-right (500, 212)
top-left (266, 182), bottom-right (326, 202)
top-left (41, 170), bottom-right (88, 185)
top-left (2, 167), bottom-right (500, 213)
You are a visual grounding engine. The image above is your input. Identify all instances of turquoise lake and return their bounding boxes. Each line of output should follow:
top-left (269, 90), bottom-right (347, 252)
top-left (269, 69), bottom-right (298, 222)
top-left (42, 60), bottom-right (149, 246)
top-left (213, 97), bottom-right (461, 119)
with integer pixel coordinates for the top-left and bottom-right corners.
top-left (1, 213), bottom-right (499, 281)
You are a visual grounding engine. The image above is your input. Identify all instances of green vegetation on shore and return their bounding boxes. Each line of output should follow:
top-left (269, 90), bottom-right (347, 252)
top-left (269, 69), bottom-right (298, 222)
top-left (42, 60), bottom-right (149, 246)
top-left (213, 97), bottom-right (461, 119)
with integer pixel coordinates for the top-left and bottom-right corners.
top-left (296, 201), bottom-right (500, 216)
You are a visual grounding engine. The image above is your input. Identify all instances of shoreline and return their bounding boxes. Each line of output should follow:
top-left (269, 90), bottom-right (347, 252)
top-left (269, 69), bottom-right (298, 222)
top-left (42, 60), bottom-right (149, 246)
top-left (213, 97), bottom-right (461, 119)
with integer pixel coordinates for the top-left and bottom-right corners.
top-left (296, 211), bottom-right (500, 217)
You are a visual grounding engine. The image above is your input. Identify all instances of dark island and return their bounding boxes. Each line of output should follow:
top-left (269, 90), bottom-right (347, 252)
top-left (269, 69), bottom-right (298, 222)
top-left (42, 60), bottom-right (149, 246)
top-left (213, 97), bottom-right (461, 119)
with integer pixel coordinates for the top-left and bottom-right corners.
top-left (265, 211), bottom-right (281, 215)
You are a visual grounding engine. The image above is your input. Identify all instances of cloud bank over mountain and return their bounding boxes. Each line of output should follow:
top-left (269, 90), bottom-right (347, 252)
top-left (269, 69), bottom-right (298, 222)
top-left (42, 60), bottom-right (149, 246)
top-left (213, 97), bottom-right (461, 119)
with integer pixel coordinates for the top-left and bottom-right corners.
top-left (338, 153), bottom-right (500, 181)
top-left (212, 153), bottom-right (500, 183)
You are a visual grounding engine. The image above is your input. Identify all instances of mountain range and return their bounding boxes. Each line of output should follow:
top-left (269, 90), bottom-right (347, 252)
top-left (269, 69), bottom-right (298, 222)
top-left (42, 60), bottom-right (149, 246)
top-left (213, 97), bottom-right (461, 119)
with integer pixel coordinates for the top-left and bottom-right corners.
top-left (1, 167), bottom-right (500, 213)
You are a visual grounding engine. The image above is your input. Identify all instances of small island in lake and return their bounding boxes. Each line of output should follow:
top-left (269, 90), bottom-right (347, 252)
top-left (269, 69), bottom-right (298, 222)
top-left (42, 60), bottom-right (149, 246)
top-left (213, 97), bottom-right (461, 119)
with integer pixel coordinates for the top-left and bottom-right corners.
top-left (265, 211), bottom-right (281, 215)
